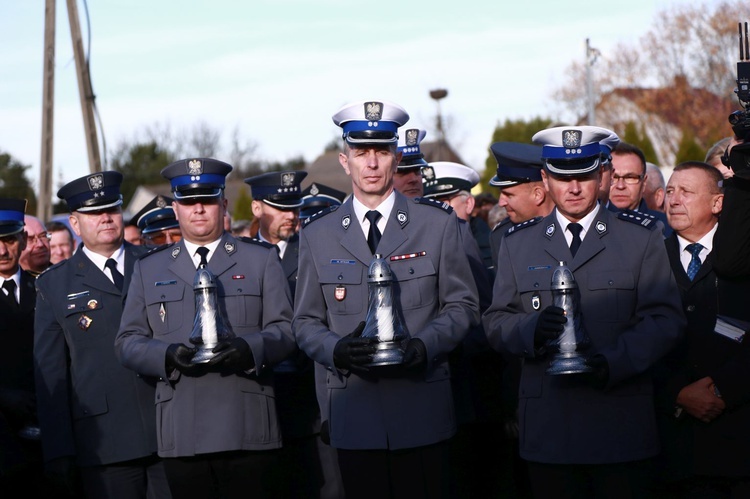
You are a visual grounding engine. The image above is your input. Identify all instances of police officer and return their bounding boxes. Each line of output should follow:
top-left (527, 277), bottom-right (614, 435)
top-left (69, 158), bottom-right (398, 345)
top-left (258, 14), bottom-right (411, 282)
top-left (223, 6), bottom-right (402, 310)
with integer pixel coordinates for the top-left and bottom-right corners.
top-left (487, 142), bottom-right (556, 273)
top-left (393, 126), bottom-right (428, 198)
top-left (130, 194), bottom-right (182, 247)
top-left (483, 126), bottom-right (685, 498)
top-left (115, 158), bottom-right (295, 499)
top-left (0, 199), bottom-right (50, 495)
top-left (34, 172), bottom-right (169, 499)
top-left (293, 100), bottom-right (479, 499)
top-left (300, 182), bottom-right (347, 223)
top-left (244, 170), bottom-right (344, 499)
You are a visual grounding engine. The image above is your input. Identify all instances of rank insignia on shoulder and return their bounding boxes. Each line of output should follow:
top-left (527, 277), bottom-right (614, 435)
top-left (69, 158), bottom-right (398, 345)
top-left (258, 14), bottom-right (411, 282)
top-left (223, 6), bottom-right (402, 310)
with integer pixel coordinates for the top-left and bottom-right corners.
top-left (414, 197), bottom-right (453, 214)
top-left (238, 236), bottom-right (274, 249)
top-left (616, 210), bottom-right (658, 230)
top-left (506, 216), bottom-right (543, 236)
top-left (491, 217), bottom-right (512, 233)
top-left (303, 205), bottom-right (338, 227)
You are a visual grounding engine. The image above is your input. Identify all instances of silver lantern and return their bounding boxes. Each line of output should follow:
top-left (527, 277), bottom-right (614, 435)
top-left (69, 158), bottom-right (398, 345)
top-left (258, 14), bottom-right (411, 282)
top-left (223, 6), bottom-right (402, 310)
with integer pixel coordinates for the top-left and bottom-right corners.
top-left (360, 254), bottom-right (410, 366)
top-left (546, 261), bottom-right (592, 375)
top-left (189, 267), bottom-right (236, 363)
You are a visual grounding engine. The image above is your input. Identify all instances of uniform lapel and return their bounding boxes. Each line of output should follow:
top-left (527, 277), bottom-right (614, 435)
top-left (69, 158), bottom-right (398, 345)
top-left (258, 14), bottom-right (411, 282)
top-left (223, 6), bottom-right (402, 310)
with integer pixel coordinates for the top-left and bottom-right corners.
top-left (169, 241), bottom-right (200, 285)
top-left (209, 234), bottom-right (238, 277)
top-left (280, 233), bottom-right (299, 279)
top-left (569, 206), bottom-right (608, 272)
top-left (542, 212), bottom-right (575, 266)
top-left (376, 193), bottom-right (408, 258)
top-left (339, 198), bottom-right (374, 266)
top-left (74, 250), bottom-right (120, 295)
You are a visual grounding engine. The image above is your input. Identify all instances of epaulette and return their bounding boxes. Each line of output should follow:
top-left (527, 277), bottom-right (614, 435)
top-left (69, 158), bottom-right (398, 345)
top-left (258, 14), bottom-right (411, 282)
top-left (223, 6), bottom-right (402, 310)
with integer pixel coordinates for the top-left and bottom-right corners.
top-left (491, 217), bottom-right (512, 234)
top-left (238, 236), bottom-right (275, 249)
top-left (138, 242), bottom-right (176, 259)
top-left (303, 205), bottom-right (339, 227)
top-left (413, 196), bottom-right (453, 214)
top-left (616, 210), bottom-right (659, 230)
top-left (505, 216), bottom-right (543, 236)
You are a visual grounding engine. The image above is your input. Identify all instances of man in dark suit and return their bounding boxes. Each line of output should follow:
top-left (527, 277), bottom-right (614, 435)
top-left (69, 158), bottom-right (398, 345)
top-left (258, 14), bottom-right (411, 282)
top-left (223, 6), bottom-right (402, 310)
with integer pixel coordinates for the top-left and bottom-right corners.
top-left (0, 199), bottom-right (50, 494)
top-left (483, 125), bottom-right (684, 498)
top-left (34, 172), bottom-right (170, 499)
top-left (244, 170), bottom-right (344, 499)
top-left (115, 158), bottom-right (295, 499)
top-left (293, 99), bottom-right (480, 498)
top-left (657, 159), bottom-right (750, 497)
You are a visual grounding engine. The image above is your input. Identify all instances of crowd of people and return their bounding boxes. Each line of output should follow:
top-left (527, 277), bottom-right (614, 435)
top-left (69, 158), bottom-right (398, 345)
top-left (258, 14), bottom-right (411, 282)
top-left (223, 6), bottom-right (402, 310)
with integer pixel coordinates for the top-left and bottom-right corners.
top-left (1, 98), bottom-right (749, 499)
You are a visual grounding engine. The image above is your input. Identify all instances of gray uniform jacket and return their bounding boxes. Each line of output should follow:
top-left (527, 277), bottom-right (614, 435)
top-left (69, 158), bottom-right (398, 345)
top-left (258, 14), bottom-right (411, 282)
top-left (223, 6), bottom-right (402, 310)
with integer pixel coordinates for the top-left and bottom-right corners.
top-left (114, 233), bottom-right (295, 457)
top-left (293, 191), bottom-right (480, 451)
top-left (34, 243), bottom-right (158, 466)
top-left (482, 205), bottom-right (685, 464)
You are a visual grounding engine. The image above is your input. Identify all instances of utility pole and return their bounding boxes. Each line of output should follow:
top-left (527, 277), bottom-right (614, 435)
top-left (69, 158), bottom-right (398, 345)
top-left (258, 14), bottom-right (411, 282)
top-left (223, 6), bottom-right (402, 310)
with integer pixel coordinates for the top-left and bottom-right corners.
top-left (66, 0), bottom-right (101, 174)
top-left (585, 38), bottom-right (600, 125)
top-left (38, 0), bottom-right (56, 221)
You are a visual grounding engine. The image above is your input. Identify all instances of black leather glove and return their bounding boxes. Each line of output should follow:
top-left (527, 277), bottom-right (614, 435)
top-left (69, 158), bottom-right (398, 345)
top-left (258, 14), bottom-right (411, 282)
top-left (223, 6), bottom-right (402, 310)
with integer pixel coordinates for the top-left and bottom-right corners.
top-left (208, 338), bottom-right (254, 372)
top-left (165, 343), bottom-right (203, 376)
top-left (584, 354), bottom-right (609, 389)
top-left (534, 306), bottom-right (566, 347)
top-left (333, 321), bottom-right (377, 374)
top-left (402, 338), bottom-right (428, 374)
top-left (45, 456), bottom-right (80, 496)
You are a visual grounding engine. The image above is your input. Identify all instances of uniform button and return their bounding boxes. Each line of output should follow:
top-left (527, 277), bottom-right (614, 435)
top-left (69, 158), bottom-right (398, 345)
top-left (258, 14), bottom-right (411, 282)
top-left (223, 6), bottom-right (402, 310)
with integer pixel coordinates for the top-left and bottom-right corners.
top-left (608, 280), bottom-right (614, 286)
top-left (687, 305), bottom-right (695, 312)
top-left (534, 283), bottom-right (539, 288)
top-left (338, 274), bottom-right (343, 280)
top-left (237, 288), bottom-right (242, 293)
top-left (409, 268), bottom-right (414, 274)
top-left (161, 294), bottom-right (165, 299)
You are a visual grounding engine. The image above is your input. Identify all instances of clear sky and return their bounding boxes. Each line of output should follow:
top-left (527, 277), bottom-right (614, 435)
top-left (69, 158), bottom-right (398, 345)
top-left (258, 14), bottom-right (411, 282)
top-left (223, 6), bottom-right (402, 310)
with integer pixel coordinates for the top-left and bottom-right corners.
top-left (1, 0), bottom-right (718, 193)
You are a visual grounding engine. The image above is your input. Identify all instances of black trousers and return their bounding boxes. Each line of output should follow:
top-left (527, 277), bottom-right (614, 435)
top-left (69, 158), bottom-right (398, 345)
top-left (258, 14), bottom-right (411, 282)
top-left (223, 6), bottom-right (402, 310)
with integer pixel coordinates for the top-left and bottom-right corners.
top-left (526, 459), bottom-right (654, 499)
top-left (337, 441), bottom-right (452, 499)
top-left (162, 450), bottom-right (279, 499)
top-left (80, 454), bottom-right (170, 499)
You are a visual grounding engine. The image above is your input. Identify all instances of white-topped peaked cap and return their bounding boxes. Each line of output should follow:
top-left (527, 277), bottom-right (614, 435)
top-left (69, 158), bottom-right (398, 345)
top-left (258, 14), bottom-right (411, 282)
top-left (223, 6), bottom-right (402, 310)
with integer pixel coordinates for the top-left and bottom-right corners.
top-left (332, 100), bottom-right (409, 145)
top-left (422, 161), bottom-right (480, 199)
top-left (532, 125), bottom-right (616, 176)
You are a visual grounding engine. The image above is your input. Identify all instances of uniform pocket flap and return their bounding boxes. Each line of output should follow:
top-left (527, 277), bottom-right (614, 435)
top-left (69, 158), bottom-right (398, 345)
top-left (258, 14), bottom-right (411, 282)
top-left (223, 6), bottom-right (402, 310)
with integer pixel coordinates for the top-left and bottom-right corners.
top-left (145, 284), bottom-right (185, 306)
top-left (588, 271), bottom-right (634, 290)
top-left (320, 264), bottom-right (363, 285)
top-left (390, 257), bottom-right (436, 282)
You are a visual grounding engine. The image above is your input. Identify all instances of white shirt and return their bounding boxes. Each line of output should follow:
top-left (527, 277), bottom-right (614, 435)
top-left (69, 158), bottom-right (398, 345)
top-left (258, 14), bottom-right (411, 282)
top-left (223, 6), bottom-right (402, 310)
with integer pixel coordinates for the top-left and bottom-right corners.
top-left (183, 239), bottom-right (222, 268)
top-left (82, 245), bottom-right (125, 285)
top-left (1, 269), bottom-right (21, 303)
top-left (352, 191), bottom-right (396, 240)
top-left (676, 223), bottom-right (717, 274)
top-left (555, 203), bottom-right (601, 248)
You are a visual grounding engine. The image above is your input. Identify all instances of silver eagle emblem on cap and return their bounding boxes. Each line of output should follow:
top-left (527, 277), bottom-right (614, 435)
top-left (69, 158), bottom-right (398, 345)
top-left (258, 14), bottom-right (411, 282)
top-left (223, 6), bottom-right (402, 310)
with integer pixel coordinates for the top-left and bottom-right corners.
top-left (406, 129), bottom-right (418, 146)
top-left (562, 130), bottom-right (582, 149)
top-left (281, 173), bottom-right (294, 187)
top-left (87, 174), bottom-right (104, 191)
top-left (310, 184), bottom-right (319, 196)
top-left (365, 102), bottom-right (382, 121)
top-left (187, 159), bottom-right (203, 175)
top-left (156, 196), bottom-right (167, 208)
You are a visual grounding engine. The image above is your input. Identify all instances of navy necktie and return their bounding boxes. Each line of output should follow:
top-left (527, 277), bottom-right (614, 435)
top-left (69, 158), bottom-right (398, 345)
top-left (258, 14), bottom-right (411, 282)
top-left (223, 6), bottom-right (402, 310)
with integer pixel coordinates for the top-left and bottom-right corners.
top-left (365, 210), bottom-right (382, 254)
top-left (686, 243), bottom-right (703, 281)
top-left (105, 259), bottom-right (124, 291)
top-left (568, 223), bottom-right (583, 257)
top-left (196, 247), bottom-right (210, 269)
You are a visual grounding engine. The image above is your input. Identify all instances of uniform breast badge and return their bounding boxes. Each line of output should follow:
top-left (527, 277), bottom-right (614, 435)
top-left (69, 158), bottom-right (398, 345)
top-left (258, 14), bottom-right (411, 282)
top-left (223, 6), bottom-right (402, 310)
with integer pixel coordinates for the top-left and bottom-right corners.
top-left (334, 285), bottom-right (346, 301)
top-left (78, 315), bottom-right (93, 331)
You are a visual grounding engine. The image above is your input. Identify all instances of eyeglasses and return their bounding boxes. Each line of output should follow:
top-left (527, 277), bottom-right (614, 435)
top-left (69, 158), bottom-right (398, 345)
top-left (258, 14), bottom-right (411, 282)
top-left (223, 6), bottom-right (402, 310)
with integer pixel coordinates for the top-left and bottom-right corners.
top-left (611, 174), bottom-right (643, 185)
top-left (27, 231), bottom-right (52, 244)
top-left (143, 229), bottom-right (182, 245)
